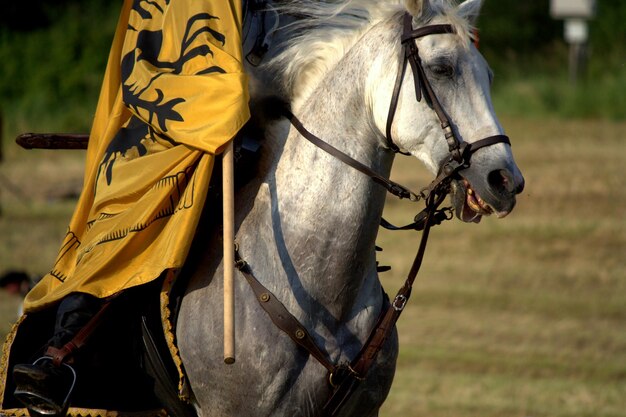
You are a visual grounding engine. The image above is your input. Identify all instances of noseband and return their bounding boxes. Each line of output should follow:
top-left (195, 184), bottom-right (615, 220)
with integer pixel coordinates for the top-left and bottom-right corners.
top-left (386, 13), bottom-right (510, 173)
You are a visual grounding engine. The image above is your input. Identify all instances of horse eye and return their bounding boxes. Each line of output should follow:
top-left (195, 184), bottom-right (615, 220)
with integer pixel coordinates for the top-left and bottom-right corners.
top-left (429, 64), bottom-right (454, 78)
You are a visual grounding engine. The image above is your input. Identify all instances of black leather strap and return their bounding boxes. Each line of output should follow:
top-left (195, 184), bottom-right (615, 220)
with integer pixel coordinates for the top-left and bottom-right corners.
top-left (385, 52), bottom-right (410, 153)
top-left (283, 109), bottom-right (418, 201)
top-left (468, 135), bottom-right (511, 154)
top-left (384, 16), bottom-right (456, 155)
top-left (323, 188), bottom-right (449, 416)
top-left (401, 23), bottom-right (456, 43)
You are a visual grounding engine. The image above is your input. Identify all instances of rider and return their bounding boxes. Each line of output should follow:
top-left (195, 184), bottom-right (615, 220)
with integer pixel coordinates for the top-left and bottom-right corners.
top-left (9, 0), bottom-right (250, 415)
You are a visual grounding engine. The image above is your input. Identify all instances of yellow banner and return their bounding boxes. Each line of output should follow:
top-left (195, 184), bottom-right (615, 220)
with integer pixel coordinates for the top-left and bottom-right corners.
top-left (25, 0), bottom-right (250, 311)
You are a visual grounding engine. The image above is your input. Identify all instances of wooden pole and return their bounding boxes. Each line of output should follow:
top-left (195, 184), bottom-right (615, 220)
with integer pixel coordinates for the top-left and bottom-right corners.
top-left (223, 140), bottom-right (236, 364)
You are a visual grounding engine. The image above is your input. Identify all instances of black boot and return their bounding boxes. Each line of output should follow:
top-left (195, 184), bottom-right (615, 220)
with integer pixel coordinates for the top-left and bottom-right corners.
top-left (13, 293), bottom-right (103, 416)
top-left (13, 358), bottom-right (76, 416)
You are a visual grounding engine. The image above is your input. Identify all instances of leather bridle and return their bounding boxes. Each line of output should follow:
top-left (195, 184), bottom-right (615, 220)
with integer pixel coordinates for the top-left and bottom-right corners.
top-left (387, 13), bottom-right (510, 173)
top-left (236, 12), bottom-right (514, 417)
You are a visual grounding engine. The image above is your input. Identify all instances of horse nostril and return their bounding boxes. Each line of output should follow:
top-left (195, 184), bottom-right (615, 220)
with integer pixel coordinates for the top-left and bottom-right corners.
top-left (487, 169), bottom-right (516, 194)
top-left (514, 177), bottom-right (525, 194)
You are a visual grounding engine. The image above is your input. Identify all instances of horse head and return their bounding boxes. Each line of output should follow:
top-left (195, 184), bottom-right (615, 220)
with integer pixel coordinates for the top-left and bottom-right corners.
top-left (372, 0), bottom-right (525, 223)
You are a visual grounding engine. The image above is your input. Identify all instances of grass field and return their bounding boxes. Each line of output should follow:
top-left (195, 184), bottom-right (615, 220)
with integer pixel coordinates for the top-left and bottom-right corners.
top-left (1, 117), bottom-right (625, 416)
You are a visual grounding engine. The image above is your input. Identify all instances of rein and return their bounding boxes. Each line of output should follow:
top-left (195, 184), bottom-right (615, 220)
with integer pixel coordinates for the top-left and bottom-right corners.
top-left (234, 183), bottom-right (449, 416)
top-left (283, 108), bottom-right (419, 202)
top-left (235, 12), bottom-right (512, 416)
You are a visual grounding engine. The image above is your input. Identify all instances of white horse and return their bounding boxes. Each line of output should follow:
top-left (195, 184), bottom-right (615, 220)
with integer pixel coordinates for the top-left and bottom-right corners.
top-left (176, 0), bottom-right (524, 416)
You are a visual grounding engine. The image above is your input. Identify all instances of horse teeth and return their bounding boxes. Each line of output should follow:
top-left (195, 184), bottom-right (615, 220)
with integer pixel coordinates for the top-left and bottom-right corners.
top-left (476, 196), bottom-right (493, 214)
top-left (466, 194), bottom-right (481, 212)
top-left (467, 187), bottom-right (474, 196)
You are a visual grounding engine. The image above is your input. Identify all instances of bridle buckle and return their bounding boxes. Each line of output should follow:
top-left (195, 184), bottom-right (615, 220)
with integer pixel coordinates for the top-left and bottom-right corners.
top-left (392, 294), bottom-right (408, 311)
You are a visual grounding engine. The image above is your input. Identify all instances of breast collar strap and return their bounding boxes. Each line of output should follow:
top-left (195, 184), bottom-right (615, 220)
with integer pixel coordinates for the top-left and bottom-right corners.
top-left (385, 13), bottom-right (510, 167)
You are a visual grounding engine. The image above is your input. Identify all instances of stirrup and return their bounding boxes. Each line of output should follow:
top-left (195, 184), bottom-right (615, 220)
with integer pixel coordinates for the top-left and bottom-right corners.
top-left (13, 356), bottom-right (77, 416)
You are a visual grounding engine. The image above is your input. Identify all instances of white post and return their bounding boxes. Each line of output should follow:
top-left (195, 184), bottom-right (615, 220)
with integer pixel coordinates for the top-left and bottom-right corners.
top-left (550, 0), bottom-right (596, 84)
top-left (564, 18), bottom-right (588, 83)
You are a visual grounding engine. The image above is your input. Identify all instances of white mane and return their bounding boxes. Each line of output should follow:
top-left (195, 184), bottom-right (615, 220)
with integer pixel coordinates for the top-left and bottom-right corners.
top-left (264, 0), bottom-right (471, 105)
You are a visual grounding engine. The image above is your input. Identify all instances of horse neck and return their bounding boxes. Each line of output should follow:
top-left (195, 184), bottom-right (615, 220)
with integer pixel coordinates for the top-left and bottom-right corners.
top-left (260, 44), bottom-right (394, 318)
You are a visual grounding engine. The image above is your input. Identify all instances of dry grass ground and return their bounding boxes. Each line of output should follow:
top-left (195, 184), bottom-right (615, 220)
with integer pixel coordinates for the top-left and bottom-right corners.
top-left (377, 117), bottom-right (626, 417)
top-left (0, 117), bottom-right (624, 416)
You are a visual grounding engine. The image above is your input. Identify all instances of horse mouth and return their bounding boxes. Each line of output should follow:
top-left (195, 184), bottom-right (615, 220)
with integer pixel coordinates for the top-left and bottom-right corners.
top-left (452, 179), bottom-right (510, 223)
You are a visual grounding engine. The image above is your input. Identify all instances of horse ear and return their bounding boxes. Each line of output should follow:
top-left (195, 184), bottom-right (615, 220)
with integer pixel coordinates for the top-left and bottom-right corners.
top-left (404, 0), bottom-right (431, 19)
top-left (457, 0), bottom-right (484, 25)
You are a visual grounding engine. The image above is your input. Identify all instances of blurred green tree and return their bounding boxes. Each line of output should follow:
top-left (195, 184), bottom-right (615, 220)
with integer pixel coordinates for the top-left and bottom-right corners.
top-left (0, 0), bottom-right (624, 127)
